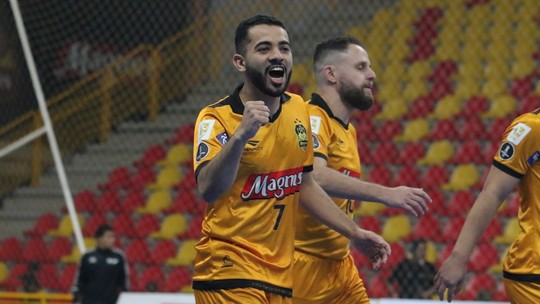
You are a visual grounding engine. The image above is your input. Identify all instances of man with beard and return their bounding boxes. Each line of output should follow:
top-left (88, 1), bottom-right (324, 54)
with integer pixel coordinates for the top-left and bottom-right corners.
top-left (192, 16), bottom-right (391, 304)
top-left (293, 36), bottom-right (432, 304)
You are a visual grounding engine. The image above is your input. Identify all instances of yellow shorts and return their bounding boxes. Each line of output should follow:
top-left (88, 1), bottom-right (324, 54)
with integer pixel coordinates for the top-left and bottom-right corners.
top-left (292, 250), bottom-right (370, 304)
top-left (503, 278), bottom-right (540, 304)
top-left (194, 288), bottom-right (292, 304)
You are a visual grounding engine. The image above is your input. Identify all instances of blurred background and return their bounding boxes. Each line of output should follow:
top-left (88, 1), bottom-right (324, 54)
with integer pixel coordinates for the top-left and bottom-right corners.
top-left (0, 0), bottom-right (538, 302)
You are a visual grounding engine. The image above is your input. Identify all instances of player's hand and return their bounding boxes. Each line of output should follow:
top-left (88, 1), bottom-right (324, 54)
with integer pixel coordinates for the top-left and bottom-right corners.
top-left (384, 186), bottom-right (431, 217)
top-left (433, 255), bottom-right (467, 302)
top-left (350, 228), bottom-right (391, 270)
top-left (236, 100), bottom-right (270, 141)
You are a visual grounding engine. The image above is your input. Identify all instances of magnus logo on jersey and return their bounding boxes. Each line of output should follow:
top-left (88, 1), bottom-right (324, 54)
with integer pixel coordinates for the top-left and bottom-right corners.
top-left (241, 167), bottom-right (303, 200)
top-left (294, 120), bottom-right (308, 151)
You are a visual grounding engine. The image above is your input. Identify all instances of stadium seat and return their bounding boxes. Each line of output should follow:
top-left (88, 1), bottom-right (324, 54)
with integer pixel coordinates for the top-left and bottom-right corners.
top-left (165, 122), bottom-right (195, 145)
top-left (509, 75), bottom-right (534, 100)
top-left (481, 78), bottom-right (507, 99)
top-left (366, 166), bottom-right (393, 187)
top-left (150, 214), bottom-right (188, 239)
top-left (381, 242), bottom-right (406, 271)
top-left (120, 188), bottom-right (146, 214)
top-left (134, 144), bottom-right (167, 168)
top-left (427, 60), bottom-right (458, 83)
top-left (71, 189), bottom-right (97, 213)
top-left (482, 95), bottom-right (517, 119)
top-left (166, 239), bottom-right (198, 266)
top-left (136, 190), bottom-right (172, 214)
top-left (441, 215), bottom-right (466, 243)
top-left (150, 239), bottom-right (177, 265)
top-left (82, 213), bottom-right (107, 237)
top-left (402, 79), bottom-right (428, 101)
top-left (519, 95), bottom-right (540, 114)
top-left (373, 98), bottom-right (408, 121)
top-left (453, 78), bottom-right (480, 100)
top-left (57, 264), bottom-right (77, 292)
top-left (22, 238), bottom-right (49, 262)
top-left (492, 281), bottom-right (509, 302)
top-left (393, 165), bottom-right (422, 188)
top-left (479, 218), bottom-right (503, 244)
top-left (381, 215), bottom-right (411, 243)
top-left (428, 79), bottom-right (454, 101)
top-left (356, 119), bottom-right (379, 142)
top-left (394, 118), bottom-right (430, 142)
top-left (112, 214), bottom-right (138, 238)
top-left (462, 273), bottom-right (496, 299)
top-left (427, 189), bottom-right (449, 217)
top-left (178, 215), bottom-right (204, 239)
top-left (36, 263), bottom-right (59, 290)
top-left (163, 267), bottom-right (192, 292)
top-left (371, 141), bottom-right (399, 166)
top-left (498, 194), bottom-right (520, 217)
top-left (98, 166), bottom-right (132, 191)
top-left (417, 140), bottom-right (455, 165)
top-left (357, 141), bottom-right (374, 165)
top-left (125, 239), bottom-right (152, 265)
top-left (49, 214), bottom-right (85, 237)
top-left (426, 119), bottom-right (459, 141)
top-left (495, 218), bottom-right (520, 245)
top-left (157, 144), bottom-right (192, 167)
top-left (174, 168), bottom-right (197, 192)
top-left (146, 166), bottom-right (183, 190)
top-left (406, 96), bottom-right (435, 119)
top-left (138, 266), bottom-right (165, 291)
top-left (458, 95), bottom-right (489, 119)
top-left (24, 213), bottom-right (59, 237)
top-left (357, 216), bottom-right (382, 234)
top-left (436, 244), bottom-right (454, 268)
top-left (0, 263), bottom-right (27, 290)
top-left (134, 214), bottom-right (161, 238)
top-left (420, 165), bottom-right (449, 191)
top-left (47, 237), bottom-right (72, 262)
top-left (0, 262), bottom-right (8, 284)
top-left (442, 164), bottom-right (480, 191)
top-left (376, 120), bottom-right (402, 141)
top-left (165, 190), bottom-right (201, 214)
top-left (397, 142), bottom-right (425, 165)
top-left (447, 190), bottom-right (475, 216)
top-left (407, 213), bottom-right (442, 242)
top-left (457, 116), bottom-right (490, 141)
top-left (130, 165), bottom-right (156, 189)
top-left (60, 238), bottom-right (96, 264)
top-left (354, 201), bottom-right (386, 217)
top-left (95, 190), bottom-right (122, 213)
top-left (486, 117), bottom-right (512, 143)
top-left (450, 140), bottom-right (484, 164)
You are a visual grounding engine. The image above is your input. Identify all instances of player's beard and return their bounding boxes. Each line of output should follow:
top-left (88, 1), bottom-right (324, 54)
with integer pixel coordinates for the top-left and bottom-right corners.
top-left (245, 63), bottom-right (291, 97)
top-left (338, 79), bottom-right (373, 111)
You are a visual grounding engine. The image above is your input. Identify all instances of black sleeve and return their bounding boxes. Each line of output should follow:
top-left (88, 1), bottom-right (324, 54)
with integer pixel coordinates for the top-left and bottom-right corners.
top-left (119, 252), bottom-right (129, 291)
top-left (72, 254), bottom-right (89, 295)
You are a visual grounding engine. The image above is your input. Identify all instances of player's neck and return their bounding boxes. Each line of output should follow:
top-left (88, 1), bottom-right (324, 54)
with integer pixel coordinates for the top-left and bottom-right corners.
top-left (239, 83), bottom-right (281, 116)
top-left (317, 88), bottom-right (352, 124)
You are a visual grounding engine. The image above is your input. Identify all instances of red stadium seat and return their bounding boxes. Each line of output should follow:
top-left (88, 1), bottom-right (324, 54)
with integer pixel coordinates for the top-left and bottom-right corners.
top-left (376, 121), bottom-right (402, 141)
top-left (366, 166), bottom-right (393, 187)
top-left (421, 165), bottom-right (450, 191)
top-left (125, 239), bottom-right (152, 265)
top-left (398, 142), bottom-right (425, 165)
top-left (428, 189), bottom-right (449, 217)
top-left (163, 267), bottom-right (192, 292)
top-left (130, 166), bottom-right (156, 189)
top-left (47, 237), bottom-right (72, 262)
top-left (134, 144), bottom-right (167, 168)
top-left (357, 216), bottom-right (382, 234)
top-left (0, 263), bottom-right (27, 290)
top-left (381, 242), bottom-right (406, 271)
top-left (458, 116), bottom-right (489, 141)
top-left (371, 141), bottom-right (399, 165)
top-left (461, 273), bottom-right (496, 300)
top-left (179, 215), bottom-right (204, 239)
top-left (367, 276), bottom-right (389, 298)
top-left (356, 119), bottom-right (379, 142)
top-left (427, 119), bottom-right (459, 140)
top-left (166, 122), bottom-right (195, 145)
top-left (71, 189), bottom-right (97, 213)
top-left (498, 193), bottom-right (520, 217)
top-left (121, 188), bottom-right (146, 213)
top-left (447, 191), bottom-right (475, 216)
top-left (479, 218), bottom-right (503, 243)
top-left (165, 190), bottom-right (200, 214)
top-left (0, 237), bottom-right (23, 262)
top-left (134, 214), bottom-right (160, 238)
top-left (468, 243), bottom-right (500, 273)
top-left (112, 214), bottom-right (138, 238)
top-left (509, 75), bottom-right (534, 100)
top-left (82, 213), bottom-right (107, 237)
top-left (441, 215), bottom-right (466, 243)
top-left (95, 190), bottom-right (122, 213)
top-left (428, 79), bottom-right (453, 100)
top-left (519, 95), bottom-right (540, 113)
top-left (428, 60), bottom-right (458, 83)
top-left (394, 165), bottom-right (422, 188)
top-left (486, 118), bottom-right (512, 143)
top-left (139, 266), bottom-right (165, 291)
top-left (458, 96), bottom-right (489, 119)
top-left (129, 266), bottom-right (142, 292)
top-left (57, 264), bottom-right (77, 292)
top-left (492, 282), bottom-right (509, 302)
top-left (357, 141), bottom-right (374, 165)
top-left (450, 140), bottom-right (484, 164)
top-left (22, 238), bottom-right (48, 262)
top-left (24, 213), bottom-right (59, 238)
top-left (407, 213), bottom-right (442, 242)
top-left (150, 240), bottom-right (177, 265)
top-left (98, 166), bottom-right (132, 191)
top-left (36, 263), bottom-right (59, 290)
top-left (406, 96), bottom-right (435, 119)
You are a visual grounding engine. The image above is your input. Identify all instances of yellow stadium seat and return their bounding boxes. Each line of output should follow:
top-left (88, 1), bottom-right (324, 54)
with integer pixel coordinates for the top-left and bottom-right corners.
top-left (150, 214), bottom-right (188, 239)
top-left (495, 218), bottom-right (520, 245)
top-left (49, 214), bottom-right (85, 237)
top-left (457, 60), bottom-right (483, 80)
top-left (382, 215), bottom-right (411, 243)
top-left (417, 140), bottom-right (455, 166)
top-left (511, 58), bottom-right (536, 78)
top-left (484, 60), bottom-right (508, 80)
top-left (374, 98), bottom-right (408, 121)
top-left (428, 96), bottom-right (462, 120)
top-left (425, 241), bottom-right (438, 265)
top-left (147, 166), bottom-right (183, 190)
top-left (395, 118), bottom-right (430, 142)
top-left (166, 239), bottom-right (198, 266)
top-left (136, 190), bottom-right (172, 214)
top-left (408, 61), bottom-right (431, 81)
top-left (403, 80), bottom-right (428, 101)
top-left (379, 63), bottom-right (406, 85)
top-left (376, 82), bottom-right (401, 102)
top-left (0, 262), bottom-right (7, 283)
top-left (61, 238), bottom-right (97, 263)
top-left (453, 79), bottom-right (480, 100)
top-left (481, 78), bottom-right (507, 99)
top-left (353, 201), bottom-right (387, 217)
top-left (482, 95), bottom-right (517, 119)
top-left (442, 164), bottom-right (480, 191)
top-left (157, 144), bottom-right (192, 167)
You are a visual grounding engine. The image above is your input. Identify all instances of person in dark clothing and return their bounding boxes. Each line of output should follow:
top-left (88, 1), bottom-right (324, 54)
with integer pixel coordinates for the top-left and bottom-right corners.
top-left (72, 224), bottom-right (128, 304)
top-left (387, 239), bottom-right (436, 299)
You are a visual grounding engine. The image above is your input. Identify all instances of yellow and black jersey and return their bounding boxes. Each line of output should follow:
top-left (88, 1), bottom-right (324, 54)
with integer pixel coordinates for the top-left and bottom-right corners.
top-left (493, 109), bottom-right (540, 282)
top-left (295, 93), bottom-right (361, 260)
top-left (192, 85), bottom-right (313, 297)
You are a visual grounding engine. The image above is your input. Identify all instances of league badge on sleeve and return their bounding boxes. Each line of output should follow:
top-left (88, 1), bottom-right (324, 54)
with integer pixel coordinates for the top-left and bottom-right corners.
top-left (196, 142), bottom-right (210, 163)
top-left (499, 142), bottom-right (515, 160)
top-left (312, 133), bottom-right (320, 149)
top-left (198, 119), bottom-right (215, 143)
top-left (507, 123), bottom-right (531, 145)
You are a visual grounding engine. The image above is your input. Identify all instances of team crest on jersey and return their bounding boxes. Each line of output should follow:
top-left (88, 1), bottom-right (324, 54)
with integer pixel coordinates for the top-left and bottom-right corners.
top-left (294, 119), bottom-right (308, 151)
top-left (499, 142), bottom-right (515, 160)
top-left (221, 255), bottom-right (233, 268)
top-left (312, 133), bottom-right (320, 149)
top-left (196, 142), bottom-right (210, 163)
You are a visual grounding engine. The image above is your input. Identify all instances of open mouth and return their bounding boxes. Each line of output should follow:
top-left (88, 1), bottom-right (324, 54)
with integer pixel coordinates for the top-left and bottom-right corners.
top-left (267, 65), bottom-right (286, 84)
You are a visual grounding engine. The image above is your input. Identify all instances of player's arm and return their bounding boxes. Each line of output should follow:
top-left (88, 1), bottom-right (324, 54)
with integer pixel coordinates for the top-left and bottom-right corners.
top-left (197, 101), bottom-right (270, 203)
top-left (311, 157), bottom-right (431, 217)
top-left (299, 171), bottom-right (391, 269)
top-left (434, 165), bottom-right (519, 302)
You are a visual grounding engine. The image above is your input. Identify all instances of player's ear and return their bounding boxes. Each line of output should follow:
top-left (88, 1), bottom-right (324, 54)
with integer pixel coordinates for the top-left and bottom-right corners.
top-left (233, 54), bottom-right (246, 72)
top-left (323, 65), bottom-right (337, 84)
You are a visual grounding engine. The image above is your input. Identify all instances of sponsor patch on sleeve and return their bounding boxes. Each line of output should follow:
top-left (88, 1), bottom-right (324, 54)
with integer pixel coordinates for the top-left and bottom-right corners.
top-left (527, 151), bottom-right (540, 165)
top-left (310, 116), bottom-right (322, 134)
top-left (195, 142), bottom-right (210, 163)
top-left (506, 122), bottom-right (531, 145)
top-left (215, 132), bottom-right (229, 146)
top-left (499, 142), bottom-right (515, 160)
top-left (198, 119), bottom-right (215, 143)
